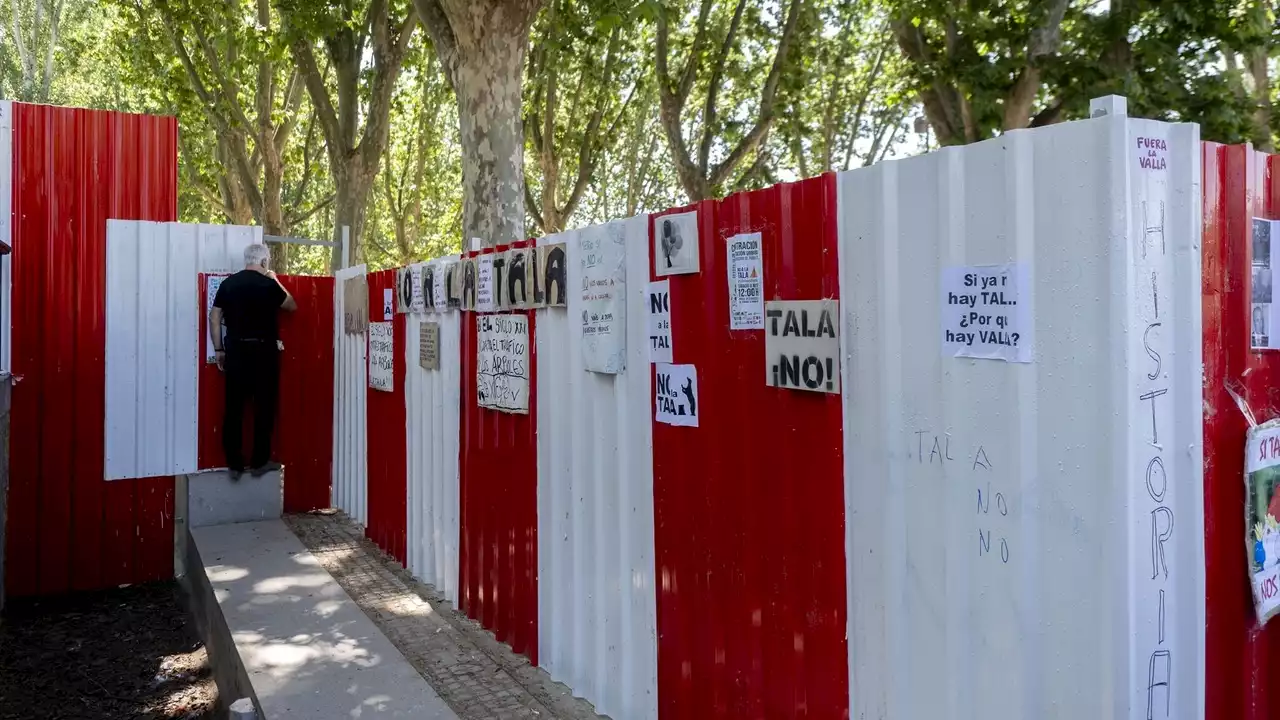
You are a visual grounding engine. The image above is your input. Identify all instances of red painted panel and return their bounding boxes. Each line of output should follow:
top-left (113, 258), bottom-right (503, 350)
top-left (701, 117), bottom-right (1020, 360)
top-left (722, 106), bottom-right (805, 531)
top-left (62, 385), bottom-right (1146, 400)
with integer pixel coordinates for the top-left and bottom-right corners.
top-left (365, 269), bottom-right (407, 563)
top-left (6, 103), bottom-right (178, 597)
top-left (459, 243), bottom-right (539, 663)
top-left (651, 175), bottom-right (849, 720)
top-left (1202, 143), bottom-right (1280, 720)
top-left (197, 274), bottom-right (335, 513)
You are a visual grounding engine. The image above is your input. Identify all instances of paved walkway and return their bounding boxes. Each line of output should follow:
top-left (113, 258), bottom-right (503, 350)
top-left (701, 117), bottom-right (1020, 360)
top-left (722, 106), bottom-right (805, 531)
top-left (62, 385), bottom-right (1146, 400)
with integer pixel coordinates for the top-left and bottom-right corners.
top-left (285, 512), bottom-right (606, 720)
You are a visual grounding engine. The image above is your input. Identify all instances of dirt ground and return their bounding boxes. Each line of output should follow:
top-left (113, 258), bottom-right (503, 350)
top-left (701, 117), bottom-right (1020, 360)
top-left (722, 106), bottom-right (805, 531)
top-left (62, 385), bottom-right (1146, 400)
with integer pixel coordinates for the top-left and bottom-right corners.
top-left (0, 581), bottom-right (218, 720)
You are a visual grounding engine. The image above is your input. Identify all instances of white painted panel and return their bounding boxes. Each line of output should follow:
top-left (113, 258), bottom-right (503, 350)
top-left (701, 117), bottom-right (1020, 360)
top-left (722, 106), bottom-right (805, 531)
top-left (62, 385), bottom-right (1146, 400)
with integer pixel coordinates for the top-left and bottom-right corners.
top-left (333, 264), bottom-right (368, 525)
top-left (0, 100), bottom-right (11, 373)
top-left (104, 221), bottom-right (262, 480)
top-left (838, 113), bottom-right (1204, 720)
top-left (536, 217), bottom-right (658, 720)
top-left (404, 258), bottom-right (461, 603)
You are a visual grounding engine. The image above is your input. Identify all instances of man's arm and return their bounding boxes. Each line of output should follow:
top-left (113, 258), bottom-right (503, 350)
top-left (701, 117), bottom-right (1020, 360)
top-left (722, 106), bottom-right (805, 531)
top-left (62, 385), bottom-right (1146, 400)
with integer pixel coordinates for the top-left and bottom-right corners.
top-left (268, 271), bottom-right (298, 312)
top-left (209, 306), bottom-right (225, 370)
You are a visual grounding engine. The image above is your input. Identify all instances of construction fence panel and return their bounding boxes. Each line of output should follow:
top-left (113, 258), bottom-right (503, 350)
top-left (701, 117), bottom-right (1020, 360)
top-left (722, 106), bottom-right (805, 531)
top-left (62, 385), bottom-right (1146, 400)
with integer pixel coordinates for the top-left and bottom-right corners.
top-left (535, 216), bottom-right (658, 720)
top-left (333, 264), bottom-right (368, 525)
top-left (366, 268), bottom-right (408, 562)
top-left (839, 111), bottom-right (1204, 720)
top-left (405, 257), bottom-right (462, 603)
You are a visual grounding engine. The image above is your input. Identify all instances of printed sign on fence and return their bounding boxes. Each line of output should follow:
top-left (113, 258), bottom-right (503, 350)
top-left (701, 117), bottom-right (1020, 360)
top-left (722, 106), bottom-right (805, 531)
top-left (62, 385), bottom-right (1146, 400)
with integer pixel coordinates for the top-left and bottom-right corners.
top-left (655, 363), bottom-right (698, 427)
top-left (581, 223), bottom-right (627, 373)
top-left (445, 261), bottom-right (460, 309)
top-left (940, 263), bottom-right (1033, 363)
top-left (396, 267), bottom-right (413, 313)
top-left (462, 258), bottom-right (477, 310)
top-left (419, 321), bottom-right (440, 371)
top-left (477, 313), bottom-right (529, 414)
top-left (727, 232), bottom-right (764, 329)
top-left (1248, 420), bottom-right (1280, 624)
top-left (424, 263), bottom-right (438, 311)
top-left (205, 274), bottom-right (228, 363)
top-left (343, 275), bottom-right (369, 334)
top-left (507, 248), bottom-right (534, 309)
top-left (654, 211), bottom-right (699, 276)
top-left (476, 254), bottom-right (495, 312)
top-left (765, 300), bottom-right (840, 394)
top-left (537, 243), bottom-right (568, 307)
top-left (369, 321), bottom-right (394, 392)
top-left (647, 280), bottom-right (673, 363)
top-left (382, 288), bottom-right (394, 320)
top-left (409, 264), bottom-right (426, 313)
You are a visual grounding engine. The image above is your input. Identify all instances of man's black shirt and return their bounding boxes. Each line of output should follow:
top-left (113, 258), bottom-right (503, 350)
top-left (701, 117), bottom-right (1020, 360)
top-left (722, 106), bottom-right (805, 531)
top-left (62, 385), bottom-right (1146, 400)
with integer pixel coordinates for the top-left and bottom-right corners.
top-left (213, 270), bottom-right (286, 342)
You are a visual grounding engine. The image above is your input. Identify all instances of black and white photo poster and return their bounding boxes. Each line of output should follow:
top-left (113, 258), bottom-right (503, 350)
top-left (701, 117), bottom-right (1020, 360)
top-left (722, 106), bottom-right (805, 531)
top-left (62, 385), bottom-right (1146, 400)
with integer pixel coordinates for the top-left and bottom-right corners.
top-left (369, 321), bottom-right (394, 392)
top-left (940, 263), bottom-right (1033, 363)
top-left (647, 280), bottom-right (673, 363)
top-left (477, 313), bottom-right (530, 414)
top-left (653, 211), bottom-right (700, 276)
top-left (1254, 218), bottom-right (1275, 349)
top-left (764, 300), bottom-right (840, 394)
top-left (580, 223), bottom-right (627, 374)
top-left (727, 232), bottom-right (764, 329)
top-left (654, 363), bottom-right (698, 427)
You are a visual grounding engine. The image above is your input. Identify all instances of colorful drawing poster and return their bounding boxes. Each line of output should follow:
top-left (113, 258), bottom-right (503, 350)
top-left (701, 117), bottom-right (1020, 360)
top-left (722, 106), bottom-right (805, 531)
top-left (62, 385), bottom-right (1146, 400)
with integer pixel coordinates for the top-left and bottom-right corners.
top-left (1249, 421), bottom-right (1280, 624)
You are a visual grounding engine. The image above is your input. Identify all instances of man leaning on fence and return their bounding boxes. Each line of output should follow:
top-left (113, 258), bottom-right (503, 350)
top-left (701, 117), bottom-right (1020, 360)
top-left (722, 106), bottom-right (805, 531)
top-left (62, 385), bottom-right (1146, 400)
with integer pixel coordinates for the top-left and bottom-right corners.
top-left (209, 244), bottom-right (297, 480)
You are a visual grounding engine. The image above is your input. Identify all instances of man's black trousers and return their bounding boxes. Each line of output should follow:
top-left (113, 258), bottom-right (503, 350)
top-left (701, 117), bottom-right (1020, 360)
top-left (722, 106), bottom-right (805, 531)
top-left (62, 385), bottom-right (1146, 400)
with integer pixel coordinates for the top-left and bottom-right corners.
top-left (223, 340), bottom-right (279, 471)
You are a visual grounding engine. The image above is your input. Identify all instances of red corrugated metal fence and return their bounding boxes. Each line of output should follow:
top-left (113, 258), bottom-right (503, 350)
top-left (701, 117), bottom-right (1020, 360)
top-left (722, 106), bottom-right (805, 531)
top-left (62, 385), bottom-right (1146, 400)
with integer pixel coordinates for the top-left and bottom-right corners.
top-left (366, 269), bottom-right (408, 563)
top-left (650, 175), bottom-right (850, 719)
top-left (6, 103), bottom-right (178, 596)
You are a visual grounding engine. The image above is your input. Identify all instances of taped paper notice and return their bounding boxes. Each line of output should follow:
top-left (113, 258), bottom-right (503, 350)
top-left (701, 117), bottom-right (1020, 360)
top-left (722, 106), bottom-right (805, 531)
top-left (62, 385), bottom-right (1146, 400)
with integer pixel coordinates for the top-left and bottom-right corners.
top-left (654, 211), bottom-right (699, 276)
top-left (369, 321), bottom-right (394, 392)
top-left (476, 254), bottom-right (495, 312)
top-left (647, 280), bottom-right (673, 363)
top-left (727, 233), bottom-right (763, 330)
top-left (580, 223), bottom-right (627, 373)
top-left (477, 313), bottom-right (529, 413)
top-left (655, 363), bottom-right (698, 427)
top-left (409, 264), bottom-right (426, 313)
top-left (419, 321), bottom-right (439, 371)
top-left (940, 263), bottom-right (1033, 363)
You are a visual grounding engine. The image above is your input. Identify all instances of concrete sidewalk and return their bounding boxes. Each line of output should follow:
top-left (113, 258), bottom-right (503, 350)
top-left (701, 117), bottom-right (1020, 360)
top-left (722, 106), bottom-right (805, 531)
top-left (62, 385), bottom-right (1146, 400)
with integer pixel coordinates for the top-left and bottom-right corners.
top-left (192, 519), bottom-right (458, 719)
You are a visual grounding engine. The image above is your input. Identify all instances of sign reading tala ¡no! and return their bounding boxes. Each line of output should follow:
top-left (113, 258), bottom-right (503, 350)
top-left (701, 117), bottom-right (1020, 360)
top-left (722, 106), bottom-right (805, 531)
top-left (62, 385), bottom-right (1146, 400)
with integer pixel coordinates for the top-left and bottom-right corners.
top-left (765, 300), bottom-right (840, 394)
top-left (419, 321), bottom-right (440, 371)
top-left (940, 263), bottom-right (1033, 363)
top-left (654, 211), bottom-right (699, 276)
top-left (726, 232), bottom-right (764, 330)
top-left (205, 274), bottom-right (228, 363)
top-left (1247, 419), bottom-right (1280, 625)
top-left (477, 313), bottom-right (529, 413)
top-left (647, 280), bottom-right (673, 363)
top-left (369, 321), bottom-right (394, 392)
top-left (655, 363), bottom-right (698, 427)
top-left (581, 223), bottom-right (627, 374)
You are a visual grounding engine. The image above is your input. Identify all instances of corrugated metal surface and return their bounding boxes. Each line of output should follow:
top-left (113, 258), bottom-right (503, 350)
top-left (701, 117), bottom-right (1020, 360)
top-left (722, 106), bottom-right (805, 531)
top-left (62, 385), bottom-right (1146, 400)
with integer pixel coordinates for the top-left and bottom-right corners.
top-left (0, 101), bottom-right (12, 372)
top-left (366, 269), bottom-right (407, 562)
top-left (460, 242), bottom-right (540, 662)
top-left (103, 220), bottom-right (202, 480)
top-left (650, 176), bottom-right (849, 720)
top-left (333, 264), bottom-right (368, 525)
top-left (535, 216), bottom-right (659, 720)
top-left (405, 257), bottom-right (461, 603)
top-left (6, 102), bottom-right (178, 596)
top-left (197, 272), bottom-right (334, 512)
top-left (839, 114), bottom-right (1204, 720)
top-left (1202, 143), bottom-right (1280, 720)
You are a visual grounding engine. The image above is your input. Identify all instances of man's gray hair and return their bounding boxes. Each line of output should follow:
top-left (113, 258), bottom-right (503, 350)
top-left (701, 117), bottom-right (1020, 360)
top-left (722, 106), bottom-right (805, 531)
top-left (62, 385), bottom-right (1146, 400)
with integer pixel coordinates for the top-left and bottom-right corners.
top-left (244, 243), bottom-right (271, 268)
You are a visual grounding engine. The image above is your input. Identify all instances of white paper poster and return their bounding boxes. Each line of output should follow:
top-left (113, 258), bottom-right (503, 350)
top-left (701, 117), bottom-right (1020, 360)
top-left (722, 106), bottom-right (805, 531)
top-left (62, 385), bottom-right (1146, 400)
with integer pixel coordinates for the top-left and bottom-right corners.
top-left (205, 274), bottom-right (228, 363)
top-left (477, 313), bottom-right (529, 413)
top-left (396, 267), bottom-right (413, 313)
top-left (369, 321), bottom-right (394, 392)
top-left (655, 363), bottom-right (698, 427)
top-left (1247, 420), bottom-right (1280, 624)
top-left (727, 232), bottom-right (764, 330)
top-left (409, 264), bottom-right (426, 314)
top-left (940, 263), bottom-right (1033, 363)
top-left (382, 288), bottom-right (393, 320)
top-left (1253, 218), bottom-right (1278, 350)
top-left (432, 260), bottom-right (449, 312)
top-left (765, 300), bottom-right (840, 393)
top-left (580, 224), bottom-right (627, 374)
top-left (647, 280), bottom-right (673, 363)
top-left (476, 254), bottom-right (496, 312)
top-left (654, 211), bottom-right (699, 276)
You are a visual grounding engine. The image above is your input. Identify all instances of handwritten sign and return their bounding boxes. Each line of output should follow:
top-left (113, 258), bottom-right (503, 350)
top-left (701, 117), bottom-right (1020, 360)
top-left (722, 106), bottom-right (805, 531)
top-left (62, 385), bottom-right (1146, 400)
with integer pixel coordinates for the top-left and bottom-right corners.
top-left (476, 254), bottom-right (495, 312)
top-left (1135, 134), bottom-right (1168, 172)
top-left (419, 321), bottom-right (440, 371)
top-left (581, 224), bottom-right (627, 374)
top-left (369, 321), bottom-right (394, 392)
top-left (726, 232), bottom-right (763, 329)
top-left (409, 264), bottom-right (426, 313)
top-left (764, 300), bottom-right (840, 394)
top-left (477, 314), bottom-right (529, 414)
top-left (647, 280), bottom-right (673, 363)
top-left (205, 274), bottom-right (228, 363)
top-left (940, 263), bottom-right (1033, 363)
top-left (655, 363), bottom-right (698, 427)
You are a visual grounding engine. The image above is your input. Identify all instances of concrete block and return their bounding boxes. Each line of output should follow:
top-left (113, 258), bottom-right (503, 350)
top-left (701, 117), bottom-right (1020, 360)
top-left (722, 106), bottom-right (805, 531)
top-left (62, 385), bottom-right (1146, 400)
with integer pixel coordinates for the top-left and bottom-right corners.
top-left (188, 469), bottom-right (282, 528)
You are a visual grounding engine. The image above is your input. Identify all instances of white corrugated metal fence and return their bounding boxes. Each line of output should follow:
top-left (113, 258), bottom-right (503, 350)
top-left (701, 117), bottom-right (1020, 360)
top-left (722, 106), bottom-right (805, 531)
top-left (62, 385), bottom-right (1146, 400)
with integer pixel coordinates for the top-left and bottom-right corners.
top-left (333, 263), bottom-right (369, 525)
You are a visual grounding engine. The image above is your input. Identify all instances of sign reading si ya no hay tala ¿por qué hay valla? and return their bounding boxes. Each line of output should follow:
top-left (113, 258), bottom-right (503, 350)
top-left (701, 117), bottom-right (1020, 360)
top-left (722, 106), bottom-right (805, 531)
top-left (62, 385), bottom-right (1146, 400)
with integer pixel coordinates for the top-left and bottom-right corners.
top-left (940, 262), bottom-right (1033, 363)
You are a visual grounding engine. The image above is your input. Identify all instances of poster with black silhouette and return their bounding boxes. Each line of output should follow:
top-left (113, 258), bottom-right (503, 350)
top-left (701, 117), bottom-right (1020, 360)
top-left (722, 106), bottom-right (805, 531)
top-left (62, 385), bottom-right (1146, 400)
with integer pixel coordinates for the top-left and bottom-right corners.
top-left (654, 363), bottom-right (698, 427)
top-left (537, 242), bottom-right (568, 307)
top-left (653, 211), bottom-right (699, 276)
top-left (492, 250), bottom-right (510, 310)
top-left (476, 254), bottom-right (496, 312)
top-left (461, 257), bottom-right (478, 311)
top-left (396, 266), bottom-right (413, 313)
top-left (506, 248), bottom-right (533, 309)
top-left (369, 321), bottom-right (394, 392)
top-left (205, 274), bottom-right (229, 363)
top-left (940, 263), bottom-right (1033, 363)
top-left (581, 222), bottom-right (627, 374)
top-left (343, 274), bottom-right (369, 334)
top-left (1246, 420), bottom-right (1280, 624)
top-left (765, 300), bottom-right (841, 394)
top-left (1253, 218), bottom-right (1276, 349)
top-left (647, 280), bottom-right (673, 363)
top-left (423, 263), bottom-right (438, 311)
top-left (477, 313), bottom-right (529, 413)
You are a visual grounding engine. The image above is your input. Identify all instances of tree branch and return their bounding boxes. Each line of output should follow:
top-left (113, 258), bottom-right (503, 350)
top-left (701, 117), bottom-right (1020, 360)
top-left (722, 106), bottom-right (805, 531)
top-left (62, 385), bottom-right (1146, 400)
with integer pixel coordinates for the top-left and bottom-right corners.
top-left (411, 0), bottom-right (459, 89)
top-left (287, 35), bottom-right (342, 162)
top-left (698, 0), bottom-right (748, 175)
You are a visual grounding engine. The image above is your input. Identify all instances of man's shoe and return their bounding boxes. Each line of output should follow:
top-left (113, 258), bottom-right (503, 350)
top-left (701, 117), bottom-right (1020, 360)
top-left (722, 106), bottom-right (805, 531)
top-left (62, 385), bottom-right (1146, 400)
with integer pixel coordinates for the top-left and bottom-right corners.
top-left (228, 468), bottom-right (244, 482)
top-left (249, 461), bottom-right (283, 478)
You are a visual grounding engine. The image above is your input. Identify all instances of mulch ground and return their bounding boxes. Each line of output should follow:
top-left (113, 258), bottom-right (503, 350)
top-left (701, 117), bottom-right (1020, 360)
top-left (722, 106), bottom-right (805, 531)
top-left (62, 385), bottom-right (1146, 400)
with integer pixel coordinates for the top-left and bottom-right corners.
top-left (0, 581), bottom-right (218, 720)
